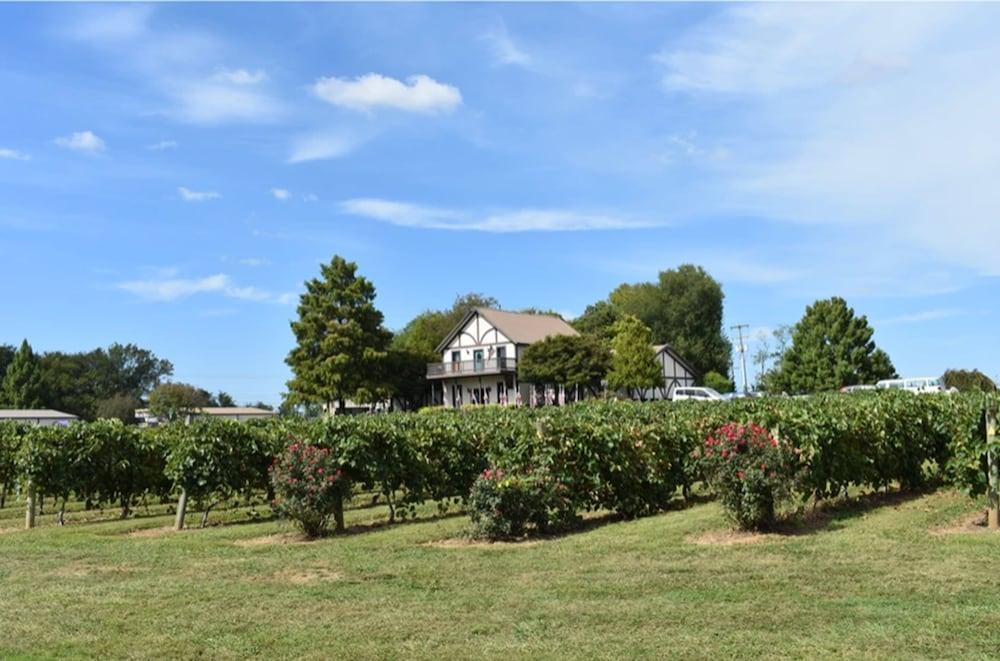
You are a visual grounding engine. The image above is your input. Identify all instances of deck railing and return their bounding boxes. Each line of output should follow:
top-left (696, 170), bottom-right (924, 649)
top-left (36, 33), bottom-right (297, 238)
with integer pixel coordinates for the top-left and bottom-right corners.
top-left (426, 357), bottom-right (517, 378)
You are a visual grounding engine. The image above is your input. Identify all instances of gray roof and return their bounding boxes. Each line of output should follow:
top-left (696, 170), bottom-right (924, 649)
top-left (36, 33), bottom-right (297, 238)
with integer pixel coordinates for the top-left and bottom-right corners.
top-left (135, 407), bottom-right (275, 417)
top-left (0, 409), bottom-right (78, 420)
top-left (436, 307), bottom-right (578, 352)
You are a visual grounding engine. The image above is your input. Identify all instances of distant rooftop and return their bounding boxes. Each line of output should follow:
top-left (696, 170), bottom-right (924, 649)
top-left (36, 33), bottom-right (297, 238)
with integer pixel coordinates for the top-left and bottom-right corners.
top-left (437, 307), bottom-right (578, 352)
top-left (134, 407), bottom-right (275, 417)
top-left (0, 409), bottom-right (78, 420)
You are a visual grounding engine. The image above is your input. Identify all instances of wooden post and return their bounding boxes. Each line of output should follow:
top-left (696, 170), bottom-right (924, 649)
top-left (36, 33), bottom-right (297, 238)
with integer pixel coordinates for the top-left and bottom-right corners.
top-left (987, 410), bottom-right (999, 530)
top-left (174, 489), bottom-right (188, 531)
top-left (25, 480), bottom-right (36, 529)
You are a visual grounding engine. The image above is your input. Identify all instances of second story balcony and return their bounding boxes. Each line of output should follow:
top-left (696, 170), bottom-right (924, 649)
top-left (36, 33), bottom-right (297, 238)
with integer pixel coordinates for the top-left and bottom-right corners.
top-left (427, 357), bottom-right (517, 379)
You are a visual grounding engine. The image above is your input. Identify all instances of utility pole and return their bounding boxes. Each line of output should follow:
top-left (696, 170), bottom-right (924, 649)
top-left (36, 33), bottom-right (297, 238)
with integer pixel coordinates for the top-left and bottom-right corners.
top-left (730, 324), bottom-right (750, 394)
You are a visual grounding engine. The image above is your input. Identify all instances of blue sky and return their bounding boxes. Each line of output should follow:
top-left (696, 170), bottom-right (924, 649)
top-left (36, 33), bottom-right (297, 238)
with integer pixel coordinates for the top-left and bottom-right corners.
top-left (2, 3), bottom-right (999, 404)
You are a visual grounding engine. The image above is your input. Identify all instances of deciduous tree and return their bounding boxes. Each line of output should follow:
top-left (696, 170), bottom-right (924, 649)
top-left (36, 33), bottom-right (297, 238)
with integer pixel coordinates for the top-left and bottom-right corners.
top-left (519, 334), bottom-right (610, 396)
top-left (1, 340), bottom-right (45, 408)
top-left (607, 316), bottom-right (663, 400)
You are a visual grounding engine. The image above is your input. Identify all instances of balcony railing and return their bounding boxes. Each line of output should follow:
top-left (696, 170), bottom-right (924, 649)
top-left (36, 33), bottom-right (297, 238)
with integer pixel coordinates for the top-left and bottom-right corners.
top-left (427, 357), bottom-right (517, 378)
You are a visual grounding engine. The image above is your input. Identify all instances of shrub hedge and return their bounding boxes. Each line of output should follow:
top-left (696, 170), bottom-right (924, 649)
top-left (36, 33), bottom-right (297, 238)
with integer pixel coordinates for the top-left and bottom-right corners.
top-left (0, 391), bottom-right (995, 531)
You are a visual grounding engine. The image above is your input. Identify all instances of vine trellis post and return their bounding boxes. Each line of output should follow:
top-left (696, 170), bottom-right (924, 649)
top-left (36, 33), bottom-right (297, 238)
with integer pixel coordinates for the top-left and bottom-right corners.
top-left (987, 409), bottom-right (998, 530)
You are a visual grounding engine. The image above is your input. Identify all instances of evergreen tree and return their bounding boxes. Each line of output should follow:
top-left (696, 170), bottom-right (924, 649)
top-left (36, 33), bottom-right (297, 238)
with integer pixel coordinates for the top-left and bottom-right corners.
top-left (767, 297), bottom-right (896, 394)
top-left (607, 316), bottom-right (663, 400)
top-left (1, 340), bottom-right (45, 408)
top-left (286, 256), bottom-right (391, 413)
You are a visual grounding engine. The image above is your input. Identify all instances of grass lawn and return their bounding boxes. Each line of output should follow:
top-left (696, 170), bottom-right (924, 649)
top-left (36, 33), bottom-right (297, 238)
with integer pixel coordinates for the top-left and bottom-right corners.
top-left (1, 489), bottom-right (999, 659)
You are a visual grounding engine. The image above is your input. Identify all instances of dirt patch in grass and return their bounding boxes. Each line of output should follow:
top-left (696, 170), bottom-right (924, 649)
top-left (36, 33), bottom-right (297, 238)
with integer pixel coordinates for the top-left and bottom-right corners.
top-left (931, 511), bottom-right (1000, 536)
top-left (234, 532), bottom-right (314, 547)
top-left (268, 567), bottom-right (344, 585)
top-left (423, 537), bottom-right (542, 550)
top-left (686, 529), bottom-right (785, 546)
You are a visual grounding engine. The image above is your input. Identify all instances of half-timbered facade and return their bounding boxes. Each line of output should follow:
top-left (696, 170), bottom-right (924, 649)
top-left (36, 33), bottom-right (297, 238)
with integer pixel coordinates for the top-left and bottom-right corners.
top-left (640, 344), bottom-right (699, 400)
top-left (426, 308), bottom-right (579, 407)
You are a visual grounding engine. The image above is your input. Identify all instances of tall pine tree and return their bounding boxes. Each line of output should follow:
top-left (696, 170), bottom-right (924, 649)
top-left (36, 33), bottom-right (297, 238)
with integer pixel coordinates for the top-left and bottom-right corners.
top-left (286, 256), bottom-right (391, 413)
top-left (1, 339), bottom-right (45, 408)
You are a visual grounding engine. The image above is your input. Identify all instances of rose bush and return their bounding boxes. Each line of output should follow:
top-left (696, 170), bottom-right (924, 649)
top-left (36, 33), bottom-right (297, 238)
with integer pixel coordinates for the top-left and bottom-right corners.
top-left (467, 467), bottom-right (576, 540)
top-left (698, 422), bottom-right (799, 530)
top-left (270, 442), bottom-right (351, 538)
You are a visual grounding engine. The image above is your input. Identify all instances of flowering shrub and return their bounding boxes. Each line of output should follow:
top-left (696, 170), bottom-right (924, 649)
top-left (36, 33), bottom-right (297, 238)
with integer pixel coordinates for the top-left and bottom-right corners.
top-left (270, 442), bottom-right (351, 538)
top-left (698, 423), bottom-right (799, 530)
top-left (467, 467), bottom-right (576, 540)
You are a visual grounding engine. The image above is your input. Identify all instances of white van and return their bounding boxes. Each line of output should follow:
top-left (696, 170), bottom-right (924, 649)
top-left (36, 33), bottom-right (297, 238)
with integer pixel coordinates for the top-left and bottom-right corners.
top-left (672, 387), bottom-right (724, 401)
top-left (875, 377), bottom-right (945, 394)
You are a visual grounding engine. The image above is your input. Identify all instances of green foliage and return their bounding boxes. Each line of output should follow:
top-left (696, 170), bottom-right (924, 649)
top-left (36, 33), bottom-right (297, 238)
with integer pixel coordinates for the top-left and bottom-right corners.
top-left (572, 300), bottom-right (623, 342)
top-left (767, 297), bottom-right (896, 394)
top-left (698, 422), bottom-right (800, 530)
top-left (95, 394), bottom-right (141, 423)
top-left (607, 315), bottom-right (663, 398)
top-left (943, 369), bottom-right (996, 393)
top-left (270, 442), bottom-right (351, 538)
top-left (703, 371), bottom-right (734, 393)
top-left (1, 340), bottom-right (45, 408)
top-left (286, 255), bottom-right (392, 411)
top-left (518, 334), bottom-right (610, 393)
top-left (148, 382), bottom-right (211, 422)
top-left (163, 418), bottom-right (272, 523)
top-left (604, 264), bottom-right (732, 376)
top-left (467, 468), bottom-right (576, 540)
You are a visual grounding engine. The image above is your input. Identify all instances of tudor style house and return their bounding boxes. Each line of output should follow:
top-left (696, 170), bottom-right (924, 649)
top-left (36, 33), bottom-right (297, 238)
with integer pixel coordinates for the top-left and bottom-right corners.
top-left (427, 307), bottom-right (700, 408)
top-left (427, 307), bottom-right (579, 407)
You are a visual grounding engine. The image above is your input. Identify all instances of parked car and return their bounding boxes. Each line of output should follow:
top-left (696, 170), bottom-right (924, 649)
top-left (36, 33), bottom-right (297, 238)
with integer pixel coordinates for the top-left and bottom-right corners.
top-left (875, 377), bottom-right (946, 394)
top-left (672, 387), bottom-right (724, 401)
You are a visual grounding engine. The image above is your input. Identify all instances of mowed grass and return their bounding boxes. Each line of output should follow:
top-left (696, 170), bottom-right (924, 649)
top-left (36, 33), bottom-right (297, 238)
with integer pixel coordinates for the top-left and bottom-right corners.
top-left (1, 488), bottom-right (999, 660)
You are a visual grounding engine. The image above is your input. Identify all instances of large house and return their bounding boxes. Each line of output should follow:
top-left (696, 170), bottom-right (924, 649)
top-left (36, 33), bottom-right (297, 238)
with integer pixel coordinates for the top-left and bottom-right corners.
top-left (426, 308), bottom-right (699, 408)
top-left (0, 409), bottom-right (78, 426)
top-left (427, 308), bottom-right (578, 407)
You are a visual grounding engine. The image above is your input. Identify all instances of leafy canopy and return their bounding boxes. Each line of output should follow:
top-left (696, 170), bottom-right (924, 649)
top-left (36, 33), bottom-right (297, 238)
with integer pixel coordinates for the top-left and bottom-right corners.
top-left (518, 334), bottom-right (610, 392)
top-left (766, 297), bottom-right (896, 394)
top-left (943, 369), bottom-right (996, 393)
top-left (577, 264), bottom-right (732, 377)
top-left (148, 382), bottom-right (211, 422)
top-left (607, 315), bottom-right (663, 397)
top-left (0, 340), bottom-right (45, 409)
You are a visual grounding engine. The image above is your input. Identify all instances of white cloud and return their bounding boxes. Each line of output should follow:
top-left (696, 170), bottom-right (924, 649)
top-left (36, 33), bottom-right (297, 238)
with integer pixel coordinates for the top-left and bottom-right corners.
top-left (303, 193), bottom-right (319, 202)
top-left (340, 198), bottom-right (658, 232)
top-left (654, 4), bottom-right (1000, 278)
top-left (168, 80), bottom-right (282, 124)
top-left (271, 188), bottom-right (290, 201)
top-left (117, 272), bottom-right (292, 304)
top-left (482, 23), bottom-right (531, 67)
top-left (311, 74), bottom-right (461, 114)
top-left (239, 258), bottom-right (270, 268)
top-left (178, 186), bottom-right (220, 202)
top-left (211, 68), bottom-right (267, 85)
top-left (287, 132), bottom-right (362, 164)
top-left (147, 140), bottom-right (177, 150)
top-left (54, 131), bottom-right (106, 153)
top-left (0, 148), bottom-right (29, 161)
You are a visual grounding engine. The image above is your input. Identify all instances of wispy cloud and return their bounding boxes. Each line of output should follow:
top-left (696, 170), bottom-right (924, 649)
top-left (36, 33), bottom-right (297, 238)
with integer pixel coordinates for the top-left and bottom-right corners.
top-left (147, 140), bottom-right (177, 151)
top-left (0, 147), bottom-right (30, 161)
top-left (211, 68), bottom-right (267, 85)
top-left (654, 4), bottom-right (1000, 278)
top-left (481, 22), bottom-right (531, 68)
top-left (117, 272), bottom-right (293, 304)
top-left (878, 308), bottom-right (965, 326)
top-left (311, 74), bottom-right (461, 114)
top-left (178, 186), bottom-right (220, 202)
top-left (54, 130), bottom-right (105, 153)
top-left (287, 132), bottom-right (363, 164)
top-left (271, 188), bottom-right (290, 201)
top-left (61, 7), bottom-right (282, 125)
top-left (340, 198), bottom-right (659, 232)
top-left (238, 258), bottom-right (270, 268)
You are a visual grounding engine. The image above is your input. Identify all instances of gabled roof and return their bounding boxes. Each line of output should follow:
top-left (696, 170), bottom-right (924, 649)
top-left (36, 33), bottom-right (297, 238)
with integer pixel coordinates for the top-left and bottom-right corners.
top-left (435, 307), bottom-right (578, 353)
top-left (653, 343), bottom-right (700, 378)
top-left (0, 409), bottom-right (78, 420)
